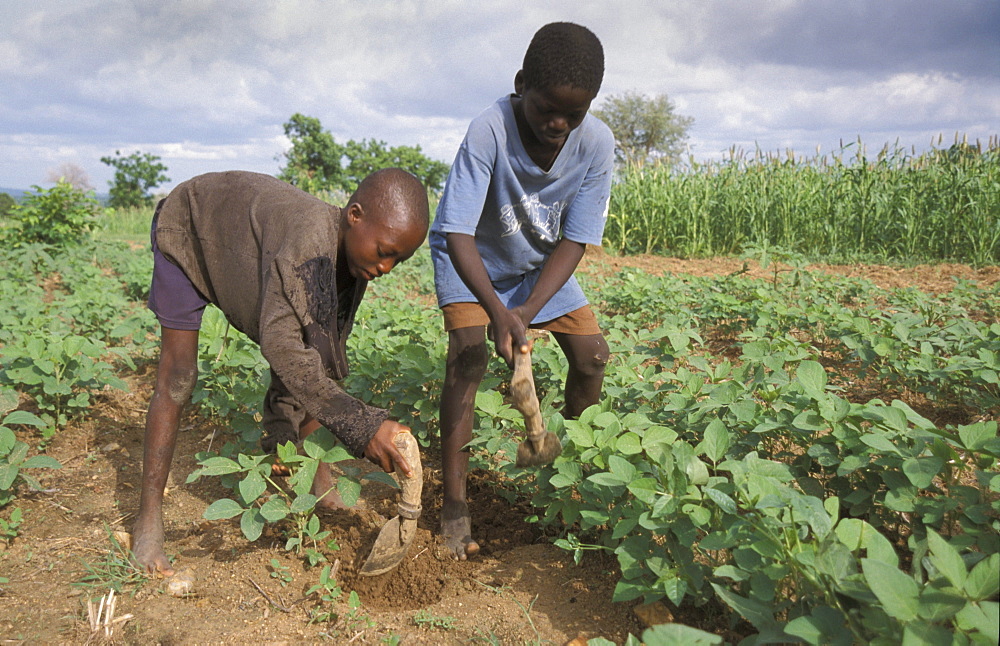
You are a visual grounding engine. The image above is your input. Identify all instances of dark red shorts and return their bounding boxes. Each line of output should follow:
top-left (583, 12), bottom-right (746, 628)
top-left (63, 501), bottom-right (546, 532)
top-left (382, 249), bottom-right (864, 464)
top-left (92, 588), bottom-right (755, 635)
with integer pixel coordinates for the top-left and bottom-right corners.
top-left (147, 205), bottom-right (209, 331)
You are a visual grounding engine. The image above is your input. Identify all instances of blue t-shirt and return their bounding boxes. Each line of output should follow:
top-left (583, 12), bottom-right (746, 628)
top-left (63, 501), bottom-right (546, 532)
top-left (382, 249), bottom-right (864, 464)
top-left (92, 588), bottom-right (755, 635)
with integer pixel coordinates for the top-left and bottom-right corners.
top-left (430, 95), bottom-right (615, 323)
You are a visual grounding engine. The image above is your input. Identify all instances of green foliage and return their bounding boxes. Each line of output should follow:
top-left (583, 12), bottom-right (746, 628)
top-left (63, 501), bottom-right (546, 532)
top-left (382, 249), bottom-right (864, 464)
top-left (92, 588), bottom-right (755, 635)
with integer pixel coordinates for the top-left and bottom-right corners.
top-left (3, 181), bottom-right (100, 246)
top-left (306, 562), bottom-right (343, 624)
top-left (342, 138), bottom-right (450, 193)
top-left (100, 149), bottom-right (169, 209)
top-left (73, 526), bottom-right (148, 594)
top-left (592, 91), bottom-right (693, 167)
top-left (0, 241), bottom-right (156, 441)
top-left (269, 558), bottom-right (293, 587)
top-left (12, 198), bottom-right (994, 640)
top-left (278, 113), bottom-right (347, 194)
top-left (190, 428), bottom-right (392, 567)
top-left (606, 135), bottom-right (1000, 265)
top-left (277, 112), bottom-right (450, 194)
top-left (0, 192), bottom-right (16, 218)
top-left (1, 388), bottom-right (61, 528)
top-left (412, 609), bottom-right (458, 630)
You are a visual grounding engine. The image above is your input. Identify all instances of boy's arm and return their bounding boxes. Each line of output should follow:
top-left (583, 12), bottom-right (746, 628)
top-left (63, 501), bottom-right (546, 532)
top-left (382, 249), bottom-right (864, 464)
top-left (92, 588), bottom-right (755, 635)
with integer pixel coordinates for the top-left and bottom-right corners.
top-left (515, 238), bottom-right (586, 324)
top-left (446, 232), bottom-right (529, 364)
top-left (259, 269), bottom-right (409, 472)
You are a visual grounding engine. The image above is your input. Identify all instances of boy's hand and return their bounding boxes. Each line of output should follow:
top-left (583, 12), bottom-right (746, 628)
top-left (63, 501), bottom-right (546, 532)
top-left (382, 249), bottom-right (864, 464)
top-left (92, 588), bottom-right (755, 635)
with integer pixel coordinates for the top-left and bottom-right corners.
top-left (488, 306), bottom-right (530, 366)
top-left (364, 420), bottom-right (413, 477)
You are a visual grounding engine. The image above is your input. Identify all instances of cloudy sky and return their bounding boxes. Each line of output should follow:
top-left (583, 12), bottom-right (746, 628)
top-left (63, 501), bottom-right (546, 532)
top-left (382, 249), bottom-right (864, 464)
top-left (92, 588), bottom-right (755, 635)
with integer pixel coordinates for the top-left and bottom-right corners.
top-left (2, 0), bottom-right (998, 193)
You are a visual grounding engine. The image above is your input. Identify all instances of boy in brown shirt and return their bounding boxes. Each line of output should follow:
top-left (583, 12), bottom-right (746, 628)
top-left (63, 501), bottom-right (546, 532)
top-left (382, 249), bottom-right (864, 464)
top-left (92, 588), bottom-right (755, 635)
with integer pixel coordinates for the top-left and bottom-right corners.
top-left (133, 168), bottom-right (429, 575)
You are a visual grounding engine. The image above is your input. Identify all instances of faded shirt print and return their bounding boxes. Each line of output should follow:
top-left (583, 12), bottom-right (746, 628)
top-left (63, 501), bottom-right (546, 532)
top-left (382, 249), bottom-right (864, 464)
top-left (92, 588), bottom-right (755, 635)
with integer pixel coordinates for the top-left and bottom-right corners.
top-left (499, 193), bottom-right (566, 245)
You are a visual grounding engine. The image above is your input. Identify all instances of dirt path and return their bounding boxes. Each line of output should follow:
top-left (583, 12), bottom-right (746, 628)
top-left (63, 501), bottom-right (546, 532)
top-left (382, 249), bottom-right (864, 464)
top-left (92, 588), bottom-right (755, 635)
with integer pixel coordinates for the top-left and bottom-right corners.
top-left (1, 253), bottom-right (996, 644)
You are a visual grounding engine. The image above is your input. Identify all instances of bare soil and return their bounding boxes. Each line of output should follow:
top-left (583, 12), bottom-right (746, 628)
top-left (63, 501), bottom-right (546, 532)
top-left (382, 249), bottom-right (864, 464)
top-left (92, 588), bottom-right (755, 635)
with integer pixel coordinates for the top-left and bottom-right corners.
top-left (1, 251), bottom-right (997, 644)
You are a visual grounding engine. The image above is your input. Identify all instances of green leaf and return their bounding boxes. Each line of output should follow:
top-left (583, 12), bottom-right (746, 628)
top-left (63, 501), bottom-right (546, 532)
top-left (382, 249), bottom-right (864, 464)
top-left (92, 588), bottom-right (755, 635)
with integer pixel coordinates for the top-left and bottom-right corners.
top-left (860, 433), bottom-right (898, 454)
top-left (259, 497), bottom-right (290, 522)
top-left (238, 471), bottom-right (267, 505)
top-left (790, 494), bottom-right (833, 539)
top-left (784, 606), bottom-right (851, 646)
top-left (563, 420), bottom-right (595, 448)
top-left (642, 623), bottom-right (722, 646)
top-left (710, 583), bottom-right (778, 631)
top-left (700, 419), bottom-right (730, 463)
top-left (926, 529), bottom-right (967, 588)
top-left (616, 432), bottom-right (643, 455)
top-left (19, 455), bottom-right (61, 470)
top-left (203, 498), bottom-right (245, 520)
top-left (289, 460), bottom-right (318, 498)
top-left (685, 456), bottom-right (709, 485)
top-left (704, 488), bottom-right (737, 515)
top-left (964, 553), bottom-right (999, 601)
top-left (337, 476), bottom-right (362, 508)
top-left (302, 427), bottom-right (337, 459)
top-left (627, 478), bottom-right (659, 504)
top-left (0, 464), bottom-right (17, 490)
top-left (608, 455), bottom-right (637, 484)
top-left (861, 558), bottom-right (920, 621)
top-left (194, 456), bottom-right (242, 476)
top-left (955, 601), bottom-right (999, 643)
top-left (796, 360), bottom-right (828, 398)
top-left (362, 471), bottom-right (400, 489)
top-left (290, 493), bottom-right (318, 514)
top-left (958, 421), bottom-right (996, 452)
top-left (835, 518), bottom-right (898, 567)
top-left (0, 388), bottom-right (19, 416)
top-left (612, 579), bottom-right (646, 602)
top-left (901, 622), bottom-right (954, 646)
top-left (588, 472), bottom-right (626, 487)
top-left (902, 456), bottom-right (943, 489)
top-left (240, 507), bottom-right (265, 542)
top-left (2, 410), bottom-right (46, 428)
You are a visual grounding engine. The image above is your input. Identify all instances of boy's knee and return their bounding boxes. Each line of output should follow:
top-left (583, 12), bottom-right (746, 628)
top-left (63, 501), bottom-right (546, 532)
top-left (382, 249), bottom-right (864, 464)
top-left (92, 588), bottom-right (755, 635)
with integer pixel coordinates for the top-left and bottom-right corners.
top-left (573, 337), bottom-right (610, 377)
top-left (164, 366), bottom-right (198, 404)
top-left (450, 342), bottom-right (489, 382)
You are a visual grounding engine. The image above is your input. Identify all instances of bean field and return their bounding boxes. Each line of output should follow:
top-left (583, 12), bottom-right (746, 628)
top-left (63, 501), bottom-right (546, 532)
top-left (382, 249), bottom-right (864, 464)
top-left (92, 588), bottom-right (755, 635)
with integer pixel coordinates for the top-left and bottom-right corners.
top-left (1, 154), bottom-right (998, 643)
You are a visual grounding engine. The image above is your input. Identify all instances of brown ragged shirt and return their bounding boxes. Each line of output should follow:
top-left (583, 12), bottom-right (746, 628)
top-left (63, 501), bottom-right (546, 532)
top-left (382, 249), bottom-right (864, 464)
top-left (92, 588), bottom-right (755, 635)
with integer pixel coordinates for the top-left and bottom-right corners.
top-left (154, 171), bottom-right (388, 457)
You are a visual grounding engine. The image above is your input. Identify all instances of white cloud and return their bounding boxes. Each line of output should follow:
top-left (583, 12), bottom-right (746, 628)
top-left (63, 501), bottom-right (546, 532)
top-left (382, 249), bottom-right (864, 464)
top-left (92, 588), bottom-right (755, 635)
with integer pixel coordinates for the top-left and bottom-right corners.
top-left (0, 0), bottom-right (997, 191)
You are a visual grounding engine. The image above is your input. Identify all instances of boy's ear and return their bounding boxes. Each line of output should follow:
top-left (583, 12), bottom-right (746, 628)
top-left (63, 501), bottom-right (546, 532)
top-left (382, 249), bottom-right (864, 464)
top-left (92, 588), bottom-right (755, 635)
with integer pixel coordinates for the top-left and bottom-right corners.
top-left (344, 201), bottom-right (364, 226)
top-left (513, 70), bottom-right (525, 96)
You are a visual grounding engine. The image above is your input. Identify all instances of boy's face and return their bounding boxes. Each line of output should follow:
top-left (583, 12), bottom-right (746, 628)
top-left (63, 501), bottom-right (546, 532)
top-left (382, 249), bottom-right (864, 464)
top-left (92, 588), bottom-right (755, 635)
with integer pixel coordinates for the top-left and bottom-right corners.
top-left (341, 205), bottom-right (426, 281)
top-left (515, 75), bottom-right (595, 148)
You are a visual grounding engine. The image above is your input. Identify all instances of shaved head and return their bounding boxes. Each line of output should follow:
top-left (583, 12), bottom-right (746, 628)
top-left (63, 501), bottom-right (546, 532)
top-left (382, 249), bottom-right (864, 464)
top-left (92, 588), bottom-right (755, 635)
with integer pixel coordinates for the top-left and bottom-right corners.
top-left (349, 167), bottom-right (430, 233)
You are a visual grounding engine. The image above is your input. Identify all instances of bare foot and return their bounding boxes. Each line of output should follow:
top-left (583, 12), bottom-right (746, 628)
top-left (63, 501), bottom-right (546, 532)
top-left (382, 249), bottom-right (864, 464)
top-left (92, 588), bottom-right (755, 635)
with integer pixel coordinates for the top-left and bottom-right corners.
top-left (312, 463), bottom-right (349, 510)
top-left (440, 499), bottom-right (480, 560)
top-left (132, 513), bottom-right (174, 576)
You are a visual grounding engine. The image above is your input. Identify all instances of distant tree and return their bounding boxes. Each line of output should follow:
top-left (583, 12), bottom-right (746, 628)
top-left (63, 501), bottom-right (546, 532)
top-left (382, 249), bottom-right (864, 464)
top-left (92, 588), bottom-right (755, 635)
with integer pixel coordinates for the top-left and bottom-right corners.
top-left (277, 113), bottom-right (450, 194)
top-left (4, 181), bottom-right (100, 246)
top-left (277, 113), bottom-right (347, 193)
top-left (100, 150), bottom-right (169, 209)
top-left (0, 192), bottom-right (15, 218)
top-left (46, 162), bottom-right (93, 191)
top-left (342, 138), bottom-right (450, 192)
top-left (592, 91), bottom-right (694, 167)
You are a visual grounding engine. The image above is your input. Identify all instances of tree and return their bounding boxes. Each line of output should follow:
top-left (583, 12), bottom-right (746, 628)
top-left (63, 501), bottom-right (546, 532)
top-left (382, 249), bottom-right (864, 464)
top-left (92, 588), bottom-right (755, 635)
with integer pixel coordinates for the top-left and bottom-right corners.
top-left (592, 91), bottom-right (694, 167)
top-left (0, 192), bottom-right (15, 218)
top-left (277, 113), bottom-right (450, 194)
top-left (5, 181), bottom-right (100, 246)
top-left (342, 138), bottom-right (450, 192)
top-left (277, 113), bottom-right (347, 193)
top-left (46, 162), bottom-right (93, 191)
top-left (100, 150), bottom-right (169, 209)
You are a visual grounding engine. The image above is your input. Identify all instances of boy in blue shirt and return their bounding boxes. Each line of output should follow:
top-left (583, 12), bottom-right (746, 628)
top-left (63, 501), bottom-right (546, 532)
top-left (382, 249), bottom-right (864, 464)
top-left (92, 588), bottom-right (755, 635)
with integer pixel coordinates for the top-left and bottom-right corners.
top-left (429, 22), bottom-right (614, 559)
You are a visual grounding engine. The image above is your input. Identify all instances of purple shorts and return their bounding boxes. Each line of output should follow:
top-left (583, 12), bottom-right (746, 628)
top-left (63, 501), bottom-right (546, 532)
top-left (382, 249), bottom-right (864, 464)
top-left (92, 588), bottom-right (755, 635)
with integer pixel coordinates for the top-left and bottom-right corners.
top-left (148, 205), bottom-right (209, 330)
